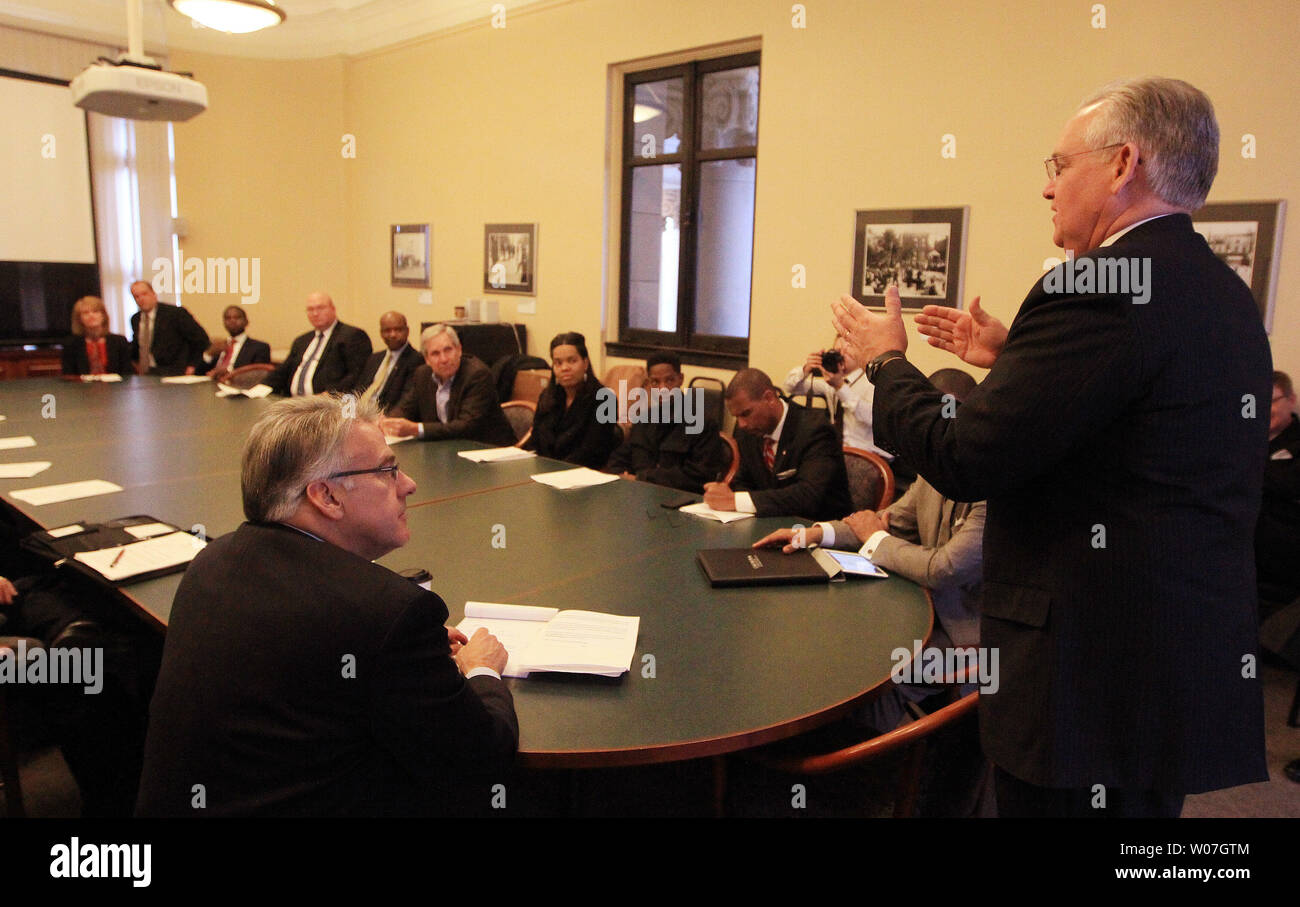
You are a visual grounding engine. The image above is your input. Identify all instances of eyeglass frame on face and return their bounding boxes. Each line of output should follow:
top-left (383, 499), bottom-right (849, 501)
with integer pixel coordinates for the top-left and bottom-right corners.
top-left (325, 462), bottom-right (403, 481)
top-left (1043, 142), bottom-right (1128, 181)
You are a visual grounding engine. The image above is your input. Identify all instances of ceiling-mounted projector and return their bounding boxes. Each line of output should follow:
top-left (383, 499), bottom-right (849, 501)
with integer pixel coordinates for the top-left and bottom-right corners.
top-left (70, 0), bottom-right (210, 122)
top-left (71, 60), bottom-right (207, 121)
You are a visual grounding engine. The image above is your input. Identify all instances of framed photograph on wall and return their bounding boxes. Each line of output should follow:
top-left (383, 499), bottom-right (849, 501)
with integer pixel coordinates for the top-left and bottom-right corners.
top-left (483, 223), bottom-right (537, 295)
top-left (391, 224), bottom-right (430, 288)
top-left (851, 207), bottom-right (969, 310)
top-left (1192, 200), bottom-right (1286, 333)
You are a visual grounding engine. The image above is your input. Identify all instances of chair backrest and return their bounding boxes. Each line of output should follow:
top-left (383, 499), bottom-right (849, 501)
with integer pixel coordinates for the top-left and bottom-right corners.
top-left (225, 363), bottom-right (277, 390)
top-left (0, 636), bottom-right (45, 818)
top-left (688, 376), bottom-right (727, 432)
top-left (501, 400), bottom-right (536, 447)
top-left (511, 369), bottom-right (551, 404)
top-left (843, 446), bottom-right (895, 512)
top-left (719, 431), bottom-right (740, 484)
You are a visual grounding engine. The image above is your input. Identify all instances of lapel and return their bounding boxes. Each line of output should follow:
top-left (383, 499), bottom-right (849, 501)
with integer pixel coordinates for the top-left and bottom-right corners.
top-left (772, 402), bottom-right (800, 476)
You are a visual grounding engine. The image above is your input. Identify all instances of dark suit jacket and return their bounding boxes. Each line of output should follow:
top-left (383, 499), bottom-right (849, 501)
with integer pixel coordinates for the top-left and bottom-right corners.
top-left (393, 355), bottom-right (516, 446)
top-left (871, 214), bottom-right (1270, 794)
top-left (265, 321), bottom-right (372, 395)
top-left (355, 344), bottom-right (422, 412)
top-left (606, 418), bottom-right (728, 493)
top-left (732, 399), bottom-right (852, 521)
top-left (136, 522), bottom-right (518, 817)
top-left (1257, 414), bottom-right (1300, 595)
top-left (199, 336), bottom-right (272, 376)
top-left (526, 374), bottom-right (621, 468)
top-left (61, 333), bottom-right (132, 377)
top-left (130, 304), bottom-right (210, 375)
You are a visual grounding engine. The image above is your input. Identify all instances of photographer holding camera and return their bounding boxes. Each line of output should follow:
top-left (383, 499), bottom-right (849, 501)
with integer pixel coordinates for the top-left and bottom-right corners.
top-left (781, 338), bottom-right (891, 460)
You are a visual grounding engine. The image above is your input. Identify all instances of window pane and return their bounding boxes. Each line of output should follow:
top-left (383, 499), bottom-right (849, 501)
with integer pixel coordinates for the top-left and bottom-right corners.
top-left (699, 66), bottom-right (758, 151)
top-left (632, 78), bottom-right (682, 158)
top-left (627, 164), bottom-right (681, 332)
top-left (693, 158), bottom-right (754, 337)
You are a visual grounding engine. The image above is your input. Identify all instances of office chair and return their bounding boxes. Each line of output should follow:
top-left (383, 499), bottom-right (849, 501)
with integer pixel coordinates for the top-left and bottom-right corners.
top-left (501, 400), bottom-right (536, 447)
top-left (843, 446), bottom-right (895, 511)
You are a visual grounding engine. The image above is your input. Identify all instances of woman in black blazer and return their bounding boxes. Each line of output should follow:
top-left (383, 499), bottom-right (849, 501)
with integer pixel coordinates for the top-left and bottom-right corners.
top-left (527, 332), bottom-right (619, 468)
top-left (62, 296), bottom-right (133, 377)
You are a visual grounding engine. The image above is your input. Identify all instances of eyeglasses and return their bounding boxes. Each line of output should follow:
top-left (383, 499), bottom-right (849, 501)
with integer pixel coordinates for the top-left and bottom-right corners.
top-left (326, 462), bottom-right (402, 481)
top-left (1043, 143), bottom-right (1126, 180)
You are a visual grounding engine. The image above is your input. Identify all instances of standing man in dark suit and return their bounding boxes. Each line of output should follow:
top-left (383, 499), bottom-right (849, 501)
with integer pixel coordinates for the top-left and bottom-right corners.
top-left (136, 394), bottom-right (517, 816)
top-left (262, 292), bottom-right (371, 396)
top-left (703, 368), bottom-right (851, 521)
top-left (354, 311), bottom-right (422, 411)
top-left (833, 77), bottom-right (1270, 816)
top-left (199, 305), bottom-right (272, 382)
top-left (381, 324), bottom-right (515, 446)
top-left (128, 280), bottom-right (210, 376)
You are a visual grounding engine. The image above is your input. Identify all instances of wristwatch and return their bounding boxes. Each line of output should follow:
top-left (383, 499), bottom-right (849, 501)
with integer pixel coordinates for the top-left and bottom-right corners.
top-left (866, 350), bottom-right (906, 382)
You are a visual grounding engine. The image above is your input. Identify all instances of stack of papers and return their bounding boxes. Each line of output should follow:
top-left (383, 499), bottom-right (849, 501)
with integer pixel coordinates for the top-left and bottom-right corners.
top-left (9, 479), bottom-right (122, 505)
top-left (679, 501), bottom-right (754, 523)
top-left (73, 531), bottom-right (206, 582)
top-left (80, 374), bottom-right (122, 383)
top-left (530, 467), bottom-right (620, 489)
top-left (458, 447), bottom-right (536, 463)
top-left (0, 436), bottom-right (36, 450)
top-left (0, 461), bottom-right (51, 479)
top-left (160, 375), bottom-right (211, 384)
top-left (457, 601), bottom-right (640, 678)
top-left (215, 383), bottom-right (272, 398)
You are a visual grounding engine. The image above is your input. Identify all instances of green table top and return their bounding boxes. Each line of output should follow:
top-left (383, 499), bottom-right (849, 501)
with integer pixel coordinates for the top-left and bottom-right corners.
top-left (0, 378), bottom-right (933, 766)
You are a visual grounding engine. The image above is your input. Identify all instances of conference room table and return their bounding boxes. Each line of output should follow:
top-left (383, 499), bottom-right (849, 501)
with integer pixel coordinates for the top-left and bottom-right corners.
top-left (0, 376), bottom-right (934, 774)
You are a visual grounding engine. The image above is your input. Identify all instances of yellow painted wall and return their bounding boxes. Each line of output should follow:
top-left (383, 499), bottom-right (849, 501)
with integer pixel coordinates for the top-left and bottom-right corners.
top-left (168, 51), bottom-right (349, 351)
top-left (169, 0), bottom-right (1299, 381)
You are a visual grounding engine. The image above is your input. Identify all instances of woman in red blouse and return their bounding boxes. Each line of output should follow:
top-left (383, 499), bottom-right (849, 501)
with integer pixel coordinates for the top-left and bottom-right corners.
top-left (61, 296), bottom-right (133, 377)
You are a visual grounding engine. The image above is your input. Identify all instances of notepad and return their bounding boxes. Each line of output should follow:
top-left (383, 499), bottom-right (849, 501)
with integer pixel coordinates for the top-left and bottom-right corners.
top-left (73, 531), bottom-right (205, 582)
top-left (679, 501), bottom-right (754, 523)
top-left (160, 375), bottom-right (211, 384)
top-left (530, 467), bottom-right (620, 489)
top-left (215, 383), bottom-right (272, 398)
top-left (0, 461), bottom-right (51, 478)
top-left (458, 447), bottom-right (536, 463)
top-left (457, 601), bottom-right (640, 678)
top-left (9, 479), bottom-right (122, 505)
top-left (80, 373), bottom-right (122, 383)
top-left (0, 436), bottom-right (36, 450)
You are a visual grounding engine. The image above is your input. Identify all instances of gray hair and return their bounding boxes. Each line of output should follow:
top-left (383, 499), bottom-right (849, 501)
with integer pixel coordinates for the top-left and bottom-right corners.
top-left (242, 393), bottom-right (381, 523)
top-left (420, 323), bottom-right (460, 350)
top-left (1077, 77), bottom-right (1219, 210)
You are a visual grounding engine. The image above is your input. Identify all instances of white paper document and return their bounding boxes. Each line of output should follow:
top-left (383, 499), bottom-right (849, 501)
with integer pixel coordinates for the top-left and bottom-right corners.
top-left (47, 524), bottom-right (84, 538)
top-left (383, 435), bottom-right (413, 446)
top-left (457, 601), bottom-right (640, 678)
top-left (0, 461), bottom-right (51, 478)
top-left (74, 531), bottom-right (206, 582)
top-left (679, 501), bottom-right (755, 524)
top-left (530, 467), bottom-right (620, 489)
top-left (125, 521), bottom-right (177, 540)
top-left (160, 375), bottom-right (211, 384)
top-left (216, 383), bottom-right (273, 398)
top-left (9, 479), bottom-right (123, 505)
top-left (0, 436), bottom-right (36, 450)
top-left (80, 374), bottom-right (122, 383)
top-left (458, 447), bottom-right (536, 463)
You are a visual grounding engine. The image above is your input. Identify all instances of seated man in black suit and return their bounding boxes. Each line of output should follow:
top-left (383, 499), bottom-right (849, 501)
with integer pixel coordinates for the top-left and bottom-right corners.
top-left (1259, 370), bottom-right (1300, 603)
top-left (354, 311), bottom-right (422, 411)
top-left (199, 305), bottom-right (272, 382)
top-left (380, 324), bottom-right (515, 446)
top-left (261, 292), bottom-right (371, 396)
top-left (703, 368), bottom-right (852, 521)
top-left (136, 394), bottom-right (518, 817)
top-left (606, 351), bottom-right (728, 493)
top-left (128, 280), bottom-right (209, 376)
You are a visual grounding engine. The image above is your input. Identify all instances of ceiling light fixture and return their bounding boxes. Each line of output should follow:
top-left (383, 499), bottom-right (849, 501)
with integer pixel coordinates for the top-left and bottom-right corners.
top-left (167, 0), bottom-right (286, 34)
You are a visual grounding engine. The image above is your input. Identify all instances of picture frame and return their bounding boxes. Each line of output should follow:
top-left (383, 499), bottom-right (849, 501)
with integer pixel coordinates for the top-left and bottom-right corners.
top-left (851, 207), bottom-right (969, 310)
top-left (483, 223), bottom-right (537, 295)
top-left (391, 223), bottom-right (430, 288)
top-left (1191, 200), bottom-right (1286, 333)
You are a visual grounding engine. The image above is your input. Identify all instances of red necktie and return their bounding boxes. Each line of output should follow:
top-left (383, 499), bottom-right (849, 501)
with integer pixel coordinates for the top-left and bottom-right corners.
top-left (763, 436), bottom-right (776, 473)
top-left (216, 339), bottom-right (234, 373)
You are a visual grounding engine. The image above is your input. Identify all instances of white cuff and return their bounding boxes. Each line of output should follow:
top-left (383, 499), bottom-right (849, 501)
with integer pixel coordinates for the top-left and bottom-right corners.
top-left (815, 521), bottom-right (836, 548)
top-left (465, 666), bottom-right (502, 681)
top-left (734, 492), bottom-right (756, 514)
top-left (859, 529), bottom-right (891, 559)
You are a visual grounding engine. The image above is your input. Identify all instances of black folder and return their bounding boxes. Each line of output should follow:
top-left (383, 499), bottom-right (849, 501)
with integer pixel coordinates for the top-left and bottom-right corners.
top-left (696, 548), bottom-right (832, 588)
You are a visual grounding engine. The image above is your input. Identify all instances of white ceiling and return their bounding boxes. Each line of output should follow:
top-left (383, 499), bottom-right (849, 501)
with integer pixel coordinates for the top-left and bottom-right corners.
top-left (0, 0), bottom-right (558, 60)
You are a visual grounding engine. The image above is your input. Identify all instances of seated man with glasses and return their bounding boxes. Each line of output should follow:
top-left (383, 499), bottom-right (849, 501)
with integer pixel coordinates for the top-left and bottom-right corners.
top-left (137, 394), bottom-right (518, 817)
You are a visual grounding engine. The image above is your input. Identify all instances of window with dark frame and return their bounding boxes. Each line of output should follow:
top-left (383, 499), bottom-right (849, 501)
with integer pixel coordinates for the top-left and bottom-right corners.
top-left (613, 52), bottom-right (759, 368)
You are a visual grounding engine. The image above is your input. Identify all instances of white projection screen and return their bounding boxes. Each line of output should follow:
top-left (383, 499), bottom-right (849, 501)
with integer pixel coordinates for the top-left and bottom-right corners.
top-left (0, 70), bottom-right (96, 263)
